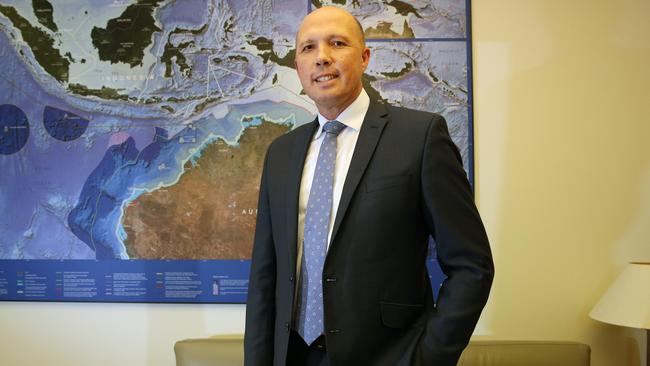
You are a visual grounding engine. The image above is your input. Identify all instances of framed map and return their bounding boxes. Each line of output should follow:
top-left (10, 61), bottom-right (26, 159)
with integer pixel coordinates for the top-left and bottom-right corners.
top-left (0, 0), bottom-right (471, 303)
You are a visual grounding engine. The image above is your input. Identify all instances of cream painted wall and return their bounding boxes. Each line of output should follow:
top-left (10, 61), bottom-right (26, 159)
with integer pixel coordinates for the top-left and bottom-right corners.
top-left (472, 1), bottom-right (650, 365)
top-left (1, 1), bottom-right (649, 366)
top-left (0, 301), bottom-right (246, 366)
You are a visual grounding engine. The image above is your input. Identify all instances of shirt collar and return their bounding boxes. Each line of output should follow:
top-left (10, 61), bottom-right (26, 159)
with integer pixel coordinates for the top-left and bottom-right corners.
top-left (314, 88), bottom-right (370, 140)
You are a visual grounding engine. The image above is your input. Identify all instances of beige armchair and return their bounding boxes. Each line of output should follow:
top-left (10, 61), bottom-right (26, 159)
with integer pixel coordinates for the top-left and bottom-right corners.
top-left (174, 335), bottom-right (590, 366)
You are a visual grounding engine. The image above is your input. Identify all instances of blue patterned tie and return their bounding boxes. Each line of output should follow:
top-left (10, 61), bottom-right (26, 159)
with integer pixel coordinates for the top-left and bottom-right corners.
top-left (297, 120), bottom-right (346, 345)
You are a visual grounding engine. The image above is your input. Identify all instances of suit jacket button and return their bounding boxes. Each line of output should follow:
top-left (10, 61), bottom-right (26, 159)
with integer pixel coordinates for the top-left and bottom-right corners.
top-left (289, 276), bottom-right (294, 283)
top-left (284, 322), bottom-right (290, 332)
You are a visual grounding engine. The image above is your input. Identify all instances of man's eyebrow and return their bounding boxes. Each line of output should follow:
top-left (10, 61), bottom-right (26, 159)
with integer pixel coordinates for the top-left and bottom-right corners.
top-left (296, 34), bottom-right (354, 49)
top-left (330, 34), bottom-right (351, 42)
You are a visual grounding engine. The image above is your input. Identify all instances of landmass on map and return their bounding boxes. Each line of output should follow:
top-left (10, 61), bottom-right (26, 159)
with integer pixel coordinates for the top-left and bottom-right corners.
top-left (33, 0), bottom-right (57, 32)
top-left (122, 119), bottom-right (289, 259)
top-left (0, 4), bottom-right (69, 82)
top-left (314, 0), bottom-right (466, 39)
top-left (63, 100), bottom-right (312, 259)
top-left (90, 0), bottom-right (162, 67)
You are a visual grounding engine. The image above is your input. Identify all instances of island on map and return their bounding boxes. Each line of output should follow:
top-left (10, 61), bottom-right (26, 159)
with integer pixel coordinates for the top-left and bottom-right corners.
top-left (0, 4), bottom-right (69, 82)
top-left (121, 119), bottom-right (290, 259)
top-left (366, 20), bottom-right (414, 38)
top-left (91, 0), bottom-right (163, 67)
top-left (32, 0), bottom-right (57, 32)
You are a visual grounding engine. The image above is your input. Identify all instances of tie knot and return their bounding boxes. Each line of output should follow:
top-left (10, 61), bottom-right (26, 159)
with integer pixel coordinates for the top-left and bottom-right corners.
top-left (323, 120), bottom-right (346, 136)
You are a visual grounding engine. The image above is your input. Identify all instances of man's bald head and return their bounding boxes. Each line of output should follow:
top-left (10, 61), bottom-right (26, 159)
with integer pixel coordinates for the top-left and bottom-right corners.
top-left (296, 6), bottom-right (365, 47)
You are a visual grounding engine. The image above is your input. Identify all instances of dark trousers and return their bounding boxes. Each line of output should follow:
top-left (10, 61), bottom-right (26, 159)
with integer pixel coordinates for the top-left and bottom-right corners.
top-left (286, 331), bottom-right (330, 366)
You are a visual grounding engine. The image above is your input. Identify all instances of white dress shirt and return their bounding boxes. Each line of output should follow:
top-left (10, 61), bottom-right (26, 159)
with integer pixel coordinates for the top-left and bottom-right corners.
top-left (297, 88), bottom-right (370, 253)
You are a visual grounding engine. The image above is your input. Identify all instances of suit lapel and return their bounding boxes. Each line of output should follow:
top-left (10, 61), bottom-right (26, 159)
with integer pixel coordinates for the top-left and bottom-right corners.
top-left (286, 119), bottom-right (319, 270)
top-left (330, 100), bottom-right (389, 247)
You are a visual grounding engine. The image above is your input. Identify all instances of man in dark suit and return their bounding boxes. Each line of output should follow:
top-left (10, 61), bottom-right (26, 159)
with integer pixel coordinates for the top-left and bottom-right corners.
top-left (244, 6), bottom-right (493, 366)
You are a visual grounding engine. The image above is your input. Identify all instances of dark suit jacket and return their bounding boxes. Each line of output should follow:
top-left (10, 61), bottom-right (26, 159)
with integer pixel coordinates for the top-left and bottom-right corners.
top-left (244, 100), bottom-right (494, 366)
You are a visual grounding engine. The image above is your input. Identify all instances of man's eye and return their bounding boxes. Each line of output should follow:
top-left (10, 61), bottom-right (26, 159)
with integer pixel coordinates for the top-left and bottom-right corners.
top-left (333, 41), bottom-right (346, 47)
top-left (302, 45), bottom-right (313, 52)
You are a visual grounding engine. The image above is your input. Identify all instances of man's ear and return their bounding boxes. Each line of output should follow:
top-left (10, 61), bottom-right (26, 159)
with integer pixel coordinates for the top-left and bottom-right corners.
top-left (361, 47), bottom-right (371, 70)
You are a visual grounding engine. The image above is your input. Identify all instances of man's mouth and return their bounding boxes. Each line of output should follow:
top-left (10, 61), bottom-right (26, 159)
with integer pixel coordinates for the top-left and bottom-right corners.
top-left (314, 74), bottom-right (338, 82)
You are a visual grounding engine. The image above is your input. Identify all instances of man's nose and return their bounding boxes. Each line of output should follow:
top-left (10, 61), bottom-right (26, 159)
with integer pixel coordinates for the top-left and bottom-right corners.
top-left (315, 46), bottom-right (332, 66)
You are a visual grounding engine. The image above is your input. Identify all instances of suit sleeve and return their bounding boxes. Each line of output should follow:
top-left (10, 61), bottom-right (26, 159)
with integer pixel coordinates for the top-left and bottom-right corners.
top-left (418, 115), bottom-right (494, 365)
top-left (244, 148), bottom-right (277, 366)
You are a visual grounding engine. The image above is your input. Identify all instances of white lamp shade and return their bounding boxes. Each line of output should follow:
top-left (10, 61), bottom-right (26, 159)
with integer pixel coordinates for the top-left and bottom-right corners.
top-left (589, 262), bottom-right (650, 329)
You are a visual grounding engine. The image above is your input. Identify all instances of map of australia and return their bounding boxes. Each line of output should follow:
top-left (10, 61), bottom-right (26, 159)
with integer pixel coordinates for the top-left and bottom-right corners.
top-left (0, 0), bottom-right (470, 261)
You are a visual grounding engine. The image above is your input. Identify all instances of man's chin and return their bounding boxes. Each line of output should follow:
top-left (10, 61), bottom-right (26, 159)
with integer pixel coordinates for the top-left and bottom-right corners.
top-left (310, 95), bottom-right (342, 109)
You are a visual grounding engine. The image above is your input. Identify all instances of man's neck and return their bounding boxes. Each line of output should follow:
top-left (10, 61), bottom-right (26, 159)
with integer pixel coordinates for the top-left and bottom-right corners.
top-left (318, 107), bottom-right (346, 121)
